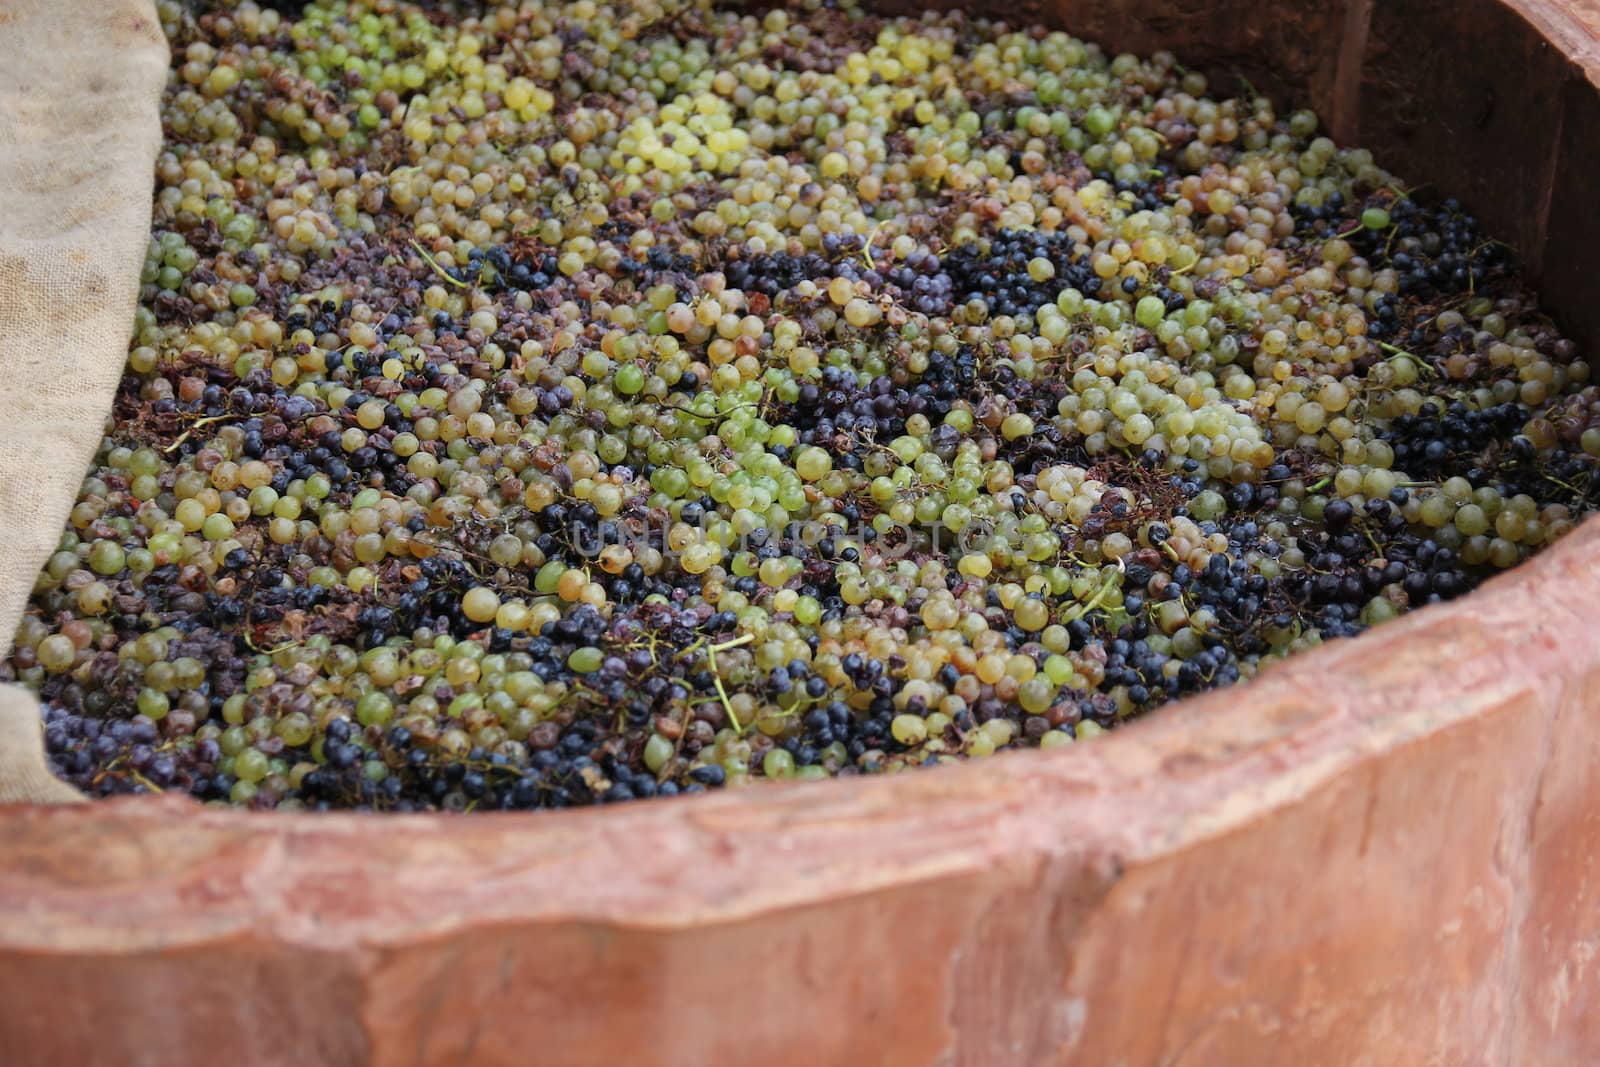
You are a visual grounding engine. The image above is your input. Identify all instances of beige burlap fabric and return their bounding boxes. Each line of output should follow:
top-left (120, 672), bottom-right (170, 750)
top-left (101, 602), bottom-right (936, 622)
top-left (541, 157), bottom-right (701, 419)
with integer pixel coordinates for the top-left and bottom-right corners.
top-left (0, 0), bottom-right (167, 802)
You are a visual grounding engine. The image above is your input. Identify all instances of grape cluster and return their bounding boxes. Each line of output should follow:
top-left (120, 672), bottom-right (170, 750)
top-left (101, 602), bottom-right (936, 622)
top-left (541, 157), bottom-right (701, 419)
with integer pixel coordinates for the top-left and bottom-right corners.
top-left (13, 0), bottom-right (1597, 810)
top-left (944, 228), bottom-right (1103, 317)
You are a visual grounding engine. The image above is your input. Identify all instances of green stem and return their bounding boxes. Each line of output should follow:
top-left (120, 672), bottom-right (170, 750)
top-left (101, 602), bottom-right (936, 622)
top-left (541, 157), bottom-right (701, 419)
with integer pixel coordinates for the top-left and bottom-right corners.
top-left (706, 633), bottom-right (754, 734)
top-left (1063, 563), bottom-right (1124, 622)
top-left (409, 239), bottom-right (468, 289)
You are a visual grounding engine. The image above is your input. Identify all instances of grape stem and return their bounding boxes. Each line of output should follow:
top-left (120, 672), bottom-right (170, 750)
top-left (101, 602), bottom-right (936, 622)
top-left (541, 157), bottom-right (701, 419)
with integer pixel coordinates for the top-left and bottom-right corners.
top-left (861, 217), bottom-right (887, 270)
top-left (705, 632), bottom-right (755, 734)
top-left (128, 770), bottom-right (165, 794)
top-left (1062, 556), bottom-right (1125, 622)
top-left (1543, 473), bottom-right (1587, 496)
top-left (1363, 526), bottom-right (1385, 558)
top-left (1375, 340), bottom-right (1437, 379)
top-left (163, 413), bottom-right (239, 454)
top-left (408, 238), bottom-right (469, 289)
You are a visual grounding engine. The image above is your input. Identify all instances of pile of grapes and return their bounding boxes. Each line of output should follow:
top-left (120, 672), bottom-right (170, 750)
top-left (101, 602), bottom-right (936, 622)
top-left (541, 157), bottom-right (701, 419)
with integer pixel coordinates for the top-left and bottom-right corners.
top-left (17, 0), bottom-right (1598, 810)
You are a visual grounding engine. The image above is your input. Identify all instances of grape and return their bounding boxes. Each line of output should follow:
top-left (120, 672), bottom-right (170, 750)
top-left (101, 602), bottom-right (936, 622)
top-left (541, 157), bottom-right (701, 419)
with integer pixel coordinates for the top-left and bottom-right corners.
top-left (14, 0), bottom-right (1597, 812)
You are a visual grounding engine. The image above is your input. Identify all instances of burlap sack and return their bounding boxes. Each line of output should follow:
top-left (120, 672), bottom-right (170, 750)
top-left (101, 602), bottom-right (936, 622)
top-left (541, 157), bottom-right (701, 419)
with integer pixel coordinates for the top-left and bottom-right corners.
top-left (0, 0), bottom-right (167, 802)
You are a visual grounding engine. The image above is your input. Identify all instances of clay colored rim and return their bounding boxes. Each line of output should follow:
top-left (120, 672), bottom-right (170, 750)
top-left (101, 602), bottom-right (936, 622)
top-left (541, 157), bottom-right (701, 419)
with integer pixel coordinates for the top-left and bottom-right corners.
top-left (7, 1), bottom-right (1600, 1063)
